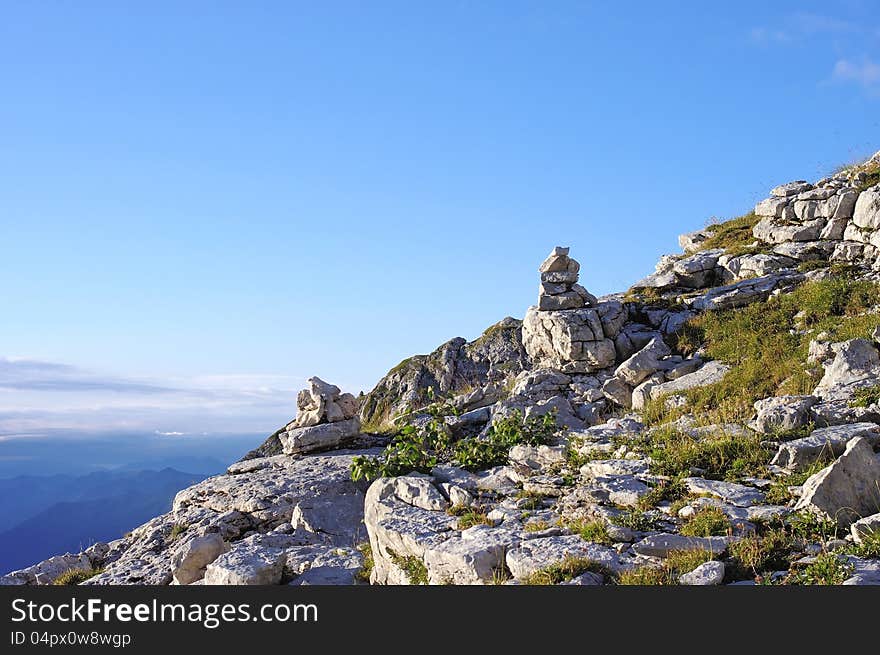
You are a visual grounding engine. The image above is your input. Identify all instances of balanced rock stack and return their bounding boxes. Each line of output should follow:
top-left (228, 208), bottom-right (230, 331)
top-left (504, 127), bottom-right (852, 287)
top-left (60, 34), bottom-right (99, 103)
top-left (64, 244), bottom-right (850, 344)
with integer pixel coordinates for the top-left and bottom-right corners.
top-left (278, 377), bottom-right (361, 455)
top-left (522, 246), bottom-right (621, 374)
top-left (538, 246), bottom-right (597, 310)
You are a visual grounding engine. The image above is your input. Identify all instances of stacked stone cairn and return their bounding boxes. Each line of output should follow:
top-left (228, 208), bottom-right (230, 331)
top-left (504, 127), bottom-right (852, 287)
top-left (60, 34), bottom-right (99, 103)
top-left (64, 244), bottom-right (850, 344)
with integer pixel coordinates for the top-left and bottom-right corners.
top-left (538, 246), bottom-right (597, 310)
top-left (278, 377), bottom-right (361, 455)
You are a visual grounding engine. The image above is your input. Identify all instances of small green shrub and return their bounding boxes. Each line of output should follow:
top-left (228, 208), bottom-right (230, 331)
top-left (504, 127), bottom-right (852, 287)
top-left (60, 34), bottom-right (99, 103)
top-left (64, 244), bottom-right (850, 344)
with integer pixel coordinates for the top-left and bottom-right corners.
top-left (637, 477), bottom-right (687, 510)
top-left (849, 532), bottom-right (880, 558)
top-left (726, 528), bottom-right (794, 581)
top-left (169, 523), bottom-right (187, 540)
top-left (53, 568), bottom-right (104, 585)
top-left (564, 519), bottom-right (613, 545)
top-left (516, 489), bottom-right (550, 510)
top-left (355, 543), bottom-right (374, 584)
top-left (612, 508), bottom-right (658, 532)
top-left (388, 550), bottom-right (429, 585)
top-left (790, 553), bottom-right (853, 585)
top-left (679, 507), bottom-right (731, 537)
top-left (618, 549), bottom-right (714, 585)
top-left (524, 520), bottom-right (550, 533)
top-left (850, 384), bottom-right (880, 408)
top-left (447, 505), bottom-right (493, 529)
top-left (521, 556), bottom-right (612, 585)
top-left (789, 511), bottom-right (839, 542)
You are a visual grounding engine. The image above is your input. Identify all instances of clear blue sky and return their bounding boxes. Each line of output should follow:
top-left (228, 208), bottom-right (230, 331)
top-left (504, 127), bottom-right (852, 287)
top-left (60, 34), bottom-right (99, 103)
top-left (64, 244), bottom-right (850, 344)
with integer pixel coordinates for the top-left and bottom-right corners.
top-left (1, 1), bottom-right (878, 435)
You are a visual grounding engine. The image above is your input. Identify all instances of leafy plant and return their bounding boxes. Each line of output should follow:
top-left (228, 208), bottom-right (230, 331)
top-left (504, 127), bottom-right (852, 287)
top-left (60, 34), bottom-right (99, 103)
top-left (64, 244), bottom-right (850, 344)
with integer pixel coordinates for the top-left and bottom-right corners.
top-left (790, 553), bottom-right (853, 585)
top-left (388, 550), bottom-right (429, 585)
top-left (850, 384), bottom-right (880, 408)
top-left (726, 527), bottom-right (794, 581)
top-left (848, 532), bottom-right (880, 558)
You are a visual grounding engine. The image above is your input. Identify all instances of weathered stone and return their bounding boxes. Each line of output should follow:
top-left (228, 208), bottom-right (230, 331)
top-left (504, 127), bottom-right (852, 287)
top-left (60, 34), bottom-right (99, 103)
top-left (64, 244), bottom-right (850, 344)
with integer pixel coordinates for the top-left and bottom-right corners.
top-left (505, 535), bottom-right (621, 580)
top-left (601, 376), bottom-right (632, 409)
top-left (203, 535), bottom-right (291, 585)
top-left (632, 534), bottom-right (728, 558)
top-left (771, 423), bottom-right (880, 472)
top-left (771, 181), bottom-right (812, 197)
top-left (615, 336), bottom-right (671, 386)
top-left (672, 249), bottom-right (724, 288)
top-left (678, 560), bottom-right (725, 585)
top-left (683, 478), bottom-right (765, 507)
top-left (679, 229), bottom-right (715, 253)
top-left (522, 306), bottom-right (615, 372)
top-left (853, 185), bottom-right (880, 230)
top-left (851, 513), bottom-right (880, 544)
top-left (771, 240), bottom-right (835, 262)
top-left (172, 533), bottom-right (228, 585)
top-left (794, 437), bottom-right (880, 526)
top-left (279, 417), bottom-right (361, 455)
top-left (752, 395), bottom-right (818, 434)
top-left (755, 196), bottom-right (789, 218)
top-left (689, 272), bottom-right (803, 312)
top-left (814, 339), bottom-right (880, 401)
top-left (640, 361), bottom-right (730, 407)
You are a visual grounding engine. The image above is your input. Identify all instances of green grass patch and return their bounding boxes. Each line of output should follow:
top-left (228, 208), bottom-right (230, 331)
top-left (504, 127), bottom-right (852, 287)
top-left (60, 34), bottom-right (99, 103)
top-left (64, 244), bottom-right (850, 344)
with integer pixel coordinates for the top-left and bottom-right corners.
top-left (355, 543), bottom-right (374, 584)
top-left (726, 527), bottom-right (794, 581)
top-left (648, 276), bottom-right (880, 425)
top-left (169, 523), bottom-right (187, 540)
top-left (53, 568), bottom-right (104, 585)
top-left (447, 505), bottom-right (493, 530)
top-left (388, 550), bottom-right (429, 585)
top-left (698, 212), bottom-right (761, 254)
top-left (521, 556), bottom-right (613, 585)
top-left (849, 532), bottom-right (880, 559)
top-left (679, 507), bottom-right (731, 537)
top-left (618, 549), bottom-right (715, 586)
top-left (637, 477), bottom-right (688, 510)
top-left (646, 426), bottom-right (771, 481)
top-left (524, 520), bottom-right (550, 533)
top-left (612, 508), bottom-right (659, 532)
top-left (850, 384), bottom-right (880, 408)
top-left (790, 553), bottom-right (853, 585)
top-left (564, 518), bottom-right (613, 545)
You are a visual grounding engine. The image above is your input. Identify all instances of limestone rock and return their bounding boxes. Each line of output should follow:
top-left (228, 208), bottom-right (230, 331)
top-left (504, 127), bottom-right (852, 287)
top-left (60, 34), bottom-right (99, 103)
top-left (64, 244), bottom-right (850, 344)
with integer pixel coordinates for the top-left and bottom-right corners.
top-left (279, 417), bottom-right (361, 455)
top-left (614, 336), bottom-right (671, 387)
top-left (794, 437), bottom-right (880, 526)
top-left (771, 423), bottom-right (880, 472)
top-left (171, 533), bottom-right (228, 585)
top-left (678, 560), bottom-right (725, 586)
top-left (752, 395), bottom-right (818, 434)
top-left (505, 535), bottom-right (621, 580)
top-left (632, 534), bottom-right (728, 558)
top-left (851, 513), bottom-right (880, 544)
top-left (853, 185), bottom-right (880, 230)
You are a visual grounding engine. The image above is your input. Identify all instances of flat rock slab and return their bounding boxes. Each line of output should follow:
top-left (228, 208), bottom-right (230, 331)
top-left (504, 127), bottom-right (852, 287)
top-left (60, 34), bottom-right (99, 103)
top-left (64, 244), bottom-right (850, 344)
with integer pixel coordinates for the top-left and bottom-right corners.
top-left (632, 533), bottom-right (728, 558)
top-left (505, 535), bottom-right (621, 580)
top-left (679, 560), bottom-right (725, 586)
top-left (279, 417), bottom-right (362, 455)
top-left (684, 477), bottom-right (766, 507)
top-left (771, 422), bottom-right (880, 472)
top-left (581, 459), bottom-right (650, 478)
top-left (795, 437), bottom-right (880, 526)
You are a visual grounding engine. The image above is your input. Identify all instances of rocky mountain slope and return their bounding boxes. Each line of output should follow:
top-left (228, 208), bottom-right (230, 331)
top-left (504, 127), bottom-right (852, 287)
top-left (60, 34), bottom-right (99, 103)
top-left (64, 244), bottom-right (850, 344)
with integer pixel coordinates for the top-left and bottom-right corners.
top-left (4, 151), bottom-right (880, 586)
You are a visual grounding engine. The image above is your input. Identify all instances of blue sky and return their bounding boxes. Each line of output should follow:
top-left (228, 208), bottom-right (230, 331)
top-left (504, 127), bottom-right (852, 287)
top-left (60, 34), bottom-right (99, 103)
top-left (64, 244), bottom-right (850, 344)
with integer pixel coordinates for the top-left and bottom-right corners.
top-left (1, 1), bottom-right (878, 436)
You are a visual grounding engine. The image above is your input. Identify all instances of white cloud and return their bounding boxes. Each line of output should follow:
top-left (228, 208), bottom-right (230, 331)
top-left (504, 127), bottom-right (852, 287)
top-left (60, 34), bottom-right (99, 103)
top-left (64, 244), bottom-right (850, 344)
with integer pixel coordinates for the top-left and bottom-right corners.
top-left (0, 356), bottom-right (306, 435)
top-left (832, 57), bottom-right (880, 89)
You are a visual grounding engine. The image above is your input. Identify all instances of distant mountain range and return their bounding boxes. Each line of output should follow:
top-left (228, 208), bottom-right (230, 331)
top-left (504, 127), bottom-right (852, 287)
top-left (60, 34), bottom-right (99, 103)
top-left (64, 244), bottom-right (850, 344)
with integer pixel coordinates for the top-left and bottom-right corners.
top-left (0, 468), bottom-right (209, 574)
